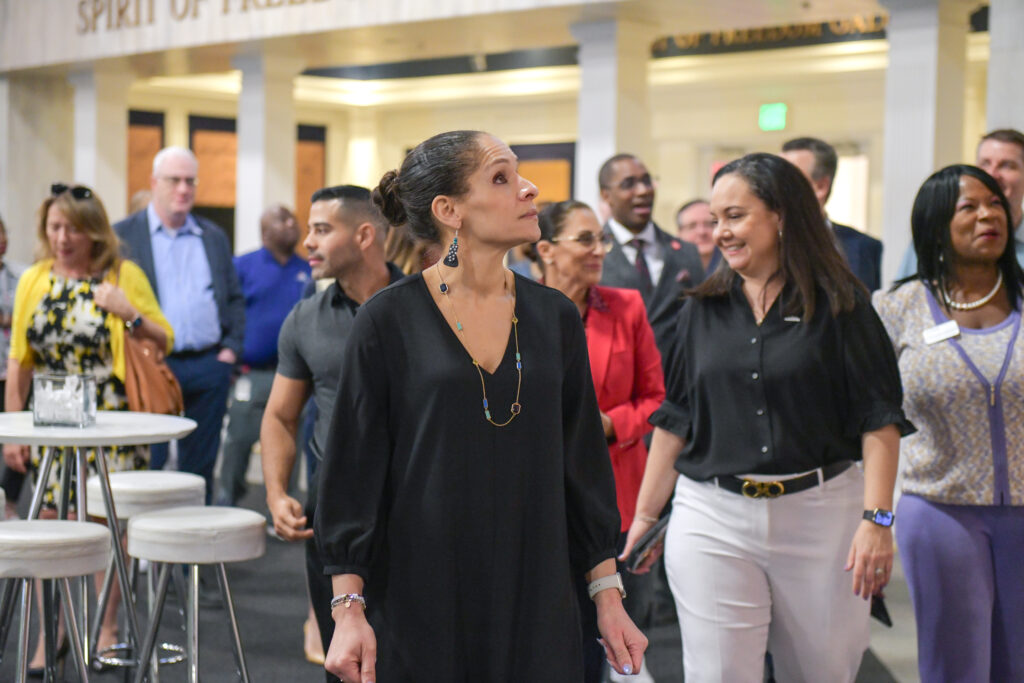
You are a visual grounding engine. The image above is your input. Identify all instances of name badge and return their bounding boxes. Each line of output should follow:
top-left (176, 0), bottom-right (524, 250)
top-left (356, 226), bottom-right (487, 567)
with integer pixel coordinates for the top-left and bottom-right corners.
top-left (922, 320), bottom-right (960, 345)
top-left (783, 316), bottom-right (801, 323)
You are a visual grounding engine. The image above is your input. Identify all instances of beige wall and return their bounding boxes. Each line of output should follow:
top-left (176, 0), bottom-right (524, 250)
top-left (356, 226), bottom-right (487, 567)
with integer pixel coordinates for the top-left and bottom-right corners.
top-left (117, 34), bottom-right (989, 249)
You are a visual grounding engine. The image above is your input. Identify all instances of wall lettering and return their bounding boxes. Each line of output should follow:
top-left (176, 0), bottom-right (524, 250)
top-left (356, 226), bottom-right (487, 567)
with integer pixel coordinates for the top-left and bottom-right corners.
top-left (77, 0), bottom-right (330, 33)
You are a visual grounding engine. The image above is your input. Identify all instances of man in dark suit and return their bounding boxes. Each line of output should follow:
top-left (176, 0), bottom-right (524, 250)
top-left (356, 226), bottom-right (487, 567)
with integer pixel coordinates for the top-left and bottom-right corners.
top-left (597, 154), bottom-right (705, 362)
top-left (781, 137), bottom-right (882, 291)
top-left (114, 146), bottom-right (245, 502)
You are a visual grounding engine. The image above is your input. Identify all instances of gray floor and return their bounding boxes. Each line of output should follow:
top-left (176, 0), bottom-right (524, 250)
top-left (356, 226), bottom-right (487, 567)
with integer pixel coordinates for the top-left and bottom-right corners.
top-left (0, 482), bottom-right (919, 681)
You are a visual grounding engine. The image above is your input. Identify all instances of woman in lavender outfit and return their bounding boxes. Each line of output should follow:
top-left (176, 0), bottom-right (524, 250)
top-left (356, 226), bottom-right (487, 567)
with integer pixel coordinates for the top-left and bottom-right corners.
top-left (873, 164), bottom-right (1024, 682)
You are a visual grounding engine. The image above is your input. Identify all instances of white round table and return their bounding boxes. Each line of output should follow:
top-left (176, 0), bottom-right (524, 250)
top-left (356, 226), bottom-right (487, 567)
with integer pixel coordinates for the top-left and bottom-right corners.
top-left (0, 411), bottom-right (196, 447)
top-left (0, 411), bottom-right (196, 673)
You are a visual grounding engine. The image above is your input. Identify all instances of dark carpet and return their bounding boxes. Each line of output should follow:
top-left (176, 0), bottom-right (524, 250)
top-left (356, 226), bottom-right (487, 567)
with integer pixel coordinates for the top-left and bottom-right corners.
top-left (1, 483), bottom-right (898, 681)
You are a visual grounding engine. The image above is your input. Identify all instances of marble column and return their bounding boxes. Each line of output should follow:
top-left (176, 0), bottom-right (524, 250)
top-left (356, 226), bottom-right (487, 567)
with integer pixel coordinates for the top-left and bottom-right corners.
top-left (0, 74), bottom-right (74, 264)
top-left (571, 19), bottom-right (656, 211)
top-left (68, 64), bottom-right (134, 219)
top-left (986, 0), bottom-right (1024, 130)
top-left (233, 52), bottom-right (304, 255)
top-left (879, 0), bottom-right (973, 285)
top-left (345, 109), bottom-right (382, 191)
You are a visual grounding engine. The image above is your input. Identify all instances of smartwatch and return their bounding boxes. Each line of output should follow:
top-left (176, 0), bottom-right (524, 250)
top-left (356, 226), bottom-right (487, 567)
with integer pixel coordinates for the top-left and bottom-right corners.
top-left (863, 508), bottom-right (895, 527)
top-left (587, 572), bottom-right (626, 600)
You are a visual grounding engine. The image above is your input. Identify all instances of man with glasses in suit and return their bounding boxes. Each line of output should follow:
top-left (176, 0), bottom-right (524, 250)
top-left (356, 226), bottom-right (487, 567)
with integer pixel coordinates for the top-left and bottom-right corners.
top-left (598, 154), bottom-right (705, 362)
top-left (115, 146), bottom-right (245, 504)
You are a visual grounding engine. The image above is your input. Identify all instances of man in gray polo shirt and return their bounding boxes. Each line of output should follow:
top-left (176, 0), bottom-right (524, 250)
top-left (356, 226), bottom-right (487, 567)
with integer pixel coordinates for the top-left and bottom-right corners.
top-left (260, 185), bottom-right (403, 679)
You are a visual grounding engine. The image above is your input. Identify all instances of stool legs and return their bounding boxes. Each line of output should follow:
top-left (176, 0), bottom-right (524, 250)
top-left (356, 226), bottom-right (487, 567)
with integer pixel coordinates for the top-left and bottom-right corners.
top-left (0, 579), bottom-right (17, 666)
top-left (216, 563), bottom-right (251, 683)
top-left (59, 577), bottom-right (90, 683)
top-left (131, 562), bottom-right (251, 683)
top-left (15, 579), bottom-right (32, 683)
top-left (132, 562), bottom-right (173, 683)
top-left (187, 565), bottom-right (199, 683)
top-left (93, 447), bottom-right (143, 660)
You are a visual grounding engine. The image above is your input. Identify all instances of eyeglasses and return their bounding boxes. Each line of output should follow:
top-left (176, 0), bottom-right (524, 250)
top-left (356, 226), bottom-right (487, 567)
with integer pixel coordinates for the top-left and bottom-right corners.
top-left (156, 175), bottom-right (199, 188)
top-left (50, 183), bottom-right (93, 200)
top-left (615, 174), bottom-right (655, 192)
top-left (550, 231), bottom-right (613, 252)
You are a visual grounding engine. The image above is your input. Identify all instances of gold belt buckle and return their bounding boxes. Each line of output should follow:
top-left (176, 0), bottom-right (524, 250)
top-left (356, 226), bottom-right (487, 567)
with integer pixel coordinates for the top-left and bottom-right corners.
top-left (741, 479), bottom-right (785, 498)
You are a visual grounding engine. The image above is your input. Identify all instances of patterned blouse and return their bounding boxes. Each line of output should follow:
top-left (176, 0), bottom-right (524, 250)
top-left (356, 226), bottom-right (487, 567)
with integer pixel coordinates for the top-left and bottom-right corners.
top-left (873, 280), bottom-right (1024, 506)
top-left (24, 274), bottom-right (144, 506)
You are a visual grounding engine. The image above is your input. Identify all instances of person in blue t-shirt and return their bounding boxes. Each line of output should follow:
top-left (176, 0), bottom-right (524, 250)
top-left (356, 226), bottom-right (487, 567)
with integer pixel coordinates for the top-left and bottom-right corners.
top-left (216, 204), bottom-right (310, 506)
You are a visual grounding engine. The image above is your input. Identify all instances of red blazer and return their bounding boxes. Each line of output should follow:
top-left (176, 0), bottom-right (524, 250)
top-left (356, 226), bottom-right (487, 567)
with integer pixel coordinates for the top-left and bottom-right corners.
top-left (584, 286), bottom-right (666, 531)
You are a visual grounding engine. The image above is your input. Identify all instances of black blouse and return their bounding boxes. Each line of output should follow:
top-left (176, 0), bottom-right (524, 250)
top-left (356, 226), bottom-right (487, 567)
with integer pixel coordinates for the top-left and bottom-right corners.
top-left (314, 274), bottom-right (619, 681)
top-left (650, 279), bottom-right (914, 480)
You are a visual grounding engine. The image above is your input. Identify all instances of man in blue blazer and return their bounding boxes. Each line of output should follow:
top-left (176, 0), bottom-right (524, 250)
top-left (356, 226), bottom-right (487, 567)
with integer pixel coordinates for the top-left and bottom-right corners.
top-left (114, 146), bottom-right (245, 502)
top-left (782, 137), bottom-right (883, 291)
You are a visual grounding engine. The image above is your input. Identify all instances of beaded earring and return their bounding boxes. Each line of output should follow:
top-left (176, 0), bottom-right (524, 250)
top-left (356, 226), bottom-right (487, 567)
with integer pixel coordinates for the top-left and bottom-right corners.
top-left (444, 228), bottom-right (460, 267)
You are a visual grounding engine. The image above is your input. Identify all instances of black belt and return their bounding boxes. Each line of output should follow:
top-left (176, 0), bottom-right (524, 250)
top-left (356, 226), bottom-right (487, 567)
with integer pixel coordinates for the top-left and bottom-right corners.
top-left (714, 461), bottom-right (853, 499)
top-left (169, 345), bottom-right (218, 360)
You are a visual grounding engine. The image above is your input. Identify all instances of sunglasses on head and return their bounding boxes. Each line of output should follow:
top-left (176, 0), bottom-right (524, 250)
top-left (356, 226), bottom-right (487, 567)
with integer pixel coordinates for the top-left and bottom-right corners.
top-left (50, 183), bottom-right (93, 200)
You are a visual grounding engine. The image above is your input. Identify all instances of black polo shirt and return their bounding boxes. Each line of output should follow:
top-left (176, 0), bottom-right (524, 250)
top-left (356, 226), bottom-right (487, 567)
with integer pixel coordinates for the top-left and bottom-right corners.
top-left (276, 263), bottom-right (406, 461)
top-left (650, 279), bottom-right (913, 480)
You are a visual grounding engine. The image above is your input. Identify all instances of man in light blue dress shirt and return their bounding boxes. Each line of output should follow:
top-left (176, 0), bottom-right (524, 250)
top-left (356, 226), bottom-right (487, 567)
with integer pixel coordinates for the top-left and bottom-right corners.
top-left (114, 147), bottom-right (245, 502)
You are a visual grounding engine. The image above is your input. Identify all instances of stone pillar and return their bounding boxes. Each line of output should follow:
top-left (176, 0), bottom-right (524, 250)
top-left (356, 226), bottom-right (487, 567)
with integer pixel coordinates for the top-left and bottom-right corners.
top-left (879, 0), bottom-right (973, 285)
top-left (68, 64), bottom-right (133, 219)
top-left (0, 74), bottom-right (74, 265)
top-left (571, 19), bottom-right (655, 211)
top-left (233, 53), bottom-right (304, 255)
top-left (346, 109), bottom-right (382, 190)
top-left (986, 0), bottom-right (1024, 130)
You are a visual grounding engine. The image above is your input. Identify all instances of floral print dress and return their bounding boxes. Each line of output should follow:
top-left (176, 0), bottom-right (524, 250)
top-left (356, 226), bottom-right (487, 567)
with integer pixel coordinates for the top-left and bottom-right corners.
top-left (25, 273), bottom-right (146, 507)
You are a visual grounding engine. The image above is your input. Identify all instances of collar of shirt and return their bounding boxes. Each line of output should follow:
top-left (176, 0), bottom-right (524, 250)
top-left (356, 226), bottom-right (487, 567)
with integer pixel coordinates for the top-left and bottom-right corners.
top-left (329, 262), bottom-right (406, 308)
top-left (607, 217), bottom-right (656, 249)
top-left (146, 203), bottom-right (202, 237)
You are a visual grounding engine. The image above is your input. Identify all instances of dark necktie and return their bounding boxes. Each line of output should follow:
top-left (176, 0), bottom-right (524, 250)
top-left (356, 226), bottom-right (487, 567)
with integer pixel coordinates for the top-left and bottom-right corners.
top-left (628, 238), bottom-right (653, 294)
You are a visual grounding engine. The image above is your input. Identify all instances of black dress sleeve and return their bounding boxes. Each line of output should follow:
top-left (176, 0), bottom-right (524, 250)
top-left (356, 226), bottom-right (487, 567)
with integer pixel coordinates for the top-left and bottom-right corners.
top-left (315, 306), bottom-right (393, 581)
top-left (560, 305), bottom-right (620, 574)
top-left (840, 295), bottom-right (916, 438)
top-left (648, 299), bottom-right (693, 439)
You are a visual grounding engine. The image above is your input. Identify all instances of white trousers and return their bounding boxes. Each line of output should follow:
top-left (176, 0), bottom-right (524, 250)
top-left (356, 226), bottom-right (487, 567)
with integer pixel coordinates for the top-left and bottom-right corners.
top-left (664, 466), bottom-right (869, 683)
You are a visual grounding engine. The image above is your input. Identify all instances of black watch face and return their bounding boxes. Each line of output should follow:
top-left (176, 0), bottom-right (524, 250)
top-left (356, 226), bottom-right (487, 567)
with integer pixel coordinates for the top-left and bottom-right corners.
top-left (873, 510), bottom-right (894, 526)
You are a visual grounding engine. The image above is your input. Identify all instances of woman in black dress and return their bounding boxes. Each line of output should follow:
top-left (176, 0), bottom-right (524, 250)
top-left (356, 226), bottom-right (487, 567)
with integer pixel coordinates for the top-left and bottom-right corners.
top-left (621, 153), bottom-right (912, 682)
top-left (315, 130), bottom-right (646, 682)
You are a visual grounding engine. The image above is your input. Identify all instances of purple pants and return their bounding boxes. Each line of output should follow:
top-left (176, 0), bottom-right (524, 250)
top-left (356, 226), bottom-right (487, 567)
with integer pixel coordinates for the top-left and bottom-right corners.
top-left (896, 494), bottom-right (1024, 682)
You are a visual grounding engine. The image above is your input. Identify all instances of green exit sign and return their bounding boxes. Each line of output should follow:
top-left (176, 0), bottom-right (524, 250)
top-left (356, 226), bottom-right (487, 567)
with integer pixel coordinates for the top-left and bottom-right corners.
top-left (759, 103), bottom-right (787, 131)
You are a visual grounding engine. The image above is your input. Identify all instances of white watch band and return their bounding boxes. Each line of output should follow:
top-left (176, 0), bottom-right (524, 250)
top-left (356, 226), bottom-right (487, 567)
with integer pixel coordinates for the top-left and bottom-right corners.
top-left (587, 572), bottom-right (626, 600)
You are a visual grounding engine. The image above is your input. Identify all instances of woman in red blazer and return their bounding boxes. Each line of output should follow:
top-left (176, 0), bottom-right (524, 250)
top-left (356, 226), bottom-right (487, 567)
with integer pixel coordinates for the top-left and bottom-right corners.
top-left (535, 199), bottom-right (665, 682)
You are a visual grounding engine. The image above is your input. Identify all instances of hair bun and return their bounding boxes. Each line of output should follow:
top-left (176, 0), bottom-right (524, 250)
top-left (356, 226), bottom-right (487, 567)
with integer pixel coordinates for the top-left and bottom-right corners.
top-left (373, 170), bottom-right (407, 227)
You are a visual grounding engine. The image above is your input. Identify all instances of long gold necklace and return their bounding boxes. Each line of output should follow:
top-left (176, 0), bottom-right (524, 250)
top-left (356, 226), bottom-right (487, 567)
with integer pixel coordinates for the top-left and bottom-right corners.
top-left (435, 264), bottom-right (523, 427)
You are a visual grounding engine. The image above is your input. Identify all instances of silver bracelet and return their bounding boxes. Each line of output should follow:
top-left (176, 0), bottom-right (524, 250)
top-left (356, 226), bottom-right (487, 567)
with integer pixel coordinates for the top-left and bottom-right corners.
top-left (330, 593), bottom-right (366, 611)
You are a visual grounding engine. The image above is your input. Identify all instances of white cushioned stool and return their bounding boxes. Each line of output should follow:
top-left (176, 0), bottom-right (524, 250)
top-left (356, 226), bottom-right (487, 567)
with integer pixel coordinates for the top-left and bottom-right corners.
top-left (0, 520), bottom-right (111, 682)
top-left (85, 471), bottom-right (206, 669)
top-left (85, 471), bottom-right (206, 521)
top-left (128, 506), bottom-right (265, 683)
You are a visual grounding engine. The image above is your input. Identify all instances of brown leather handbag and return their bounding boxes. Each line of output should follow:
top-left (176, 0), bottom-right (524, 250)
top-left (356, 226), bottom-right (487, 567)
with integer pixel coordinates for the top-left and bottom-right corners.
top-left (115, 264), bottom-right (184, 415)
top-left (123, 334), bottom-right (183, 415)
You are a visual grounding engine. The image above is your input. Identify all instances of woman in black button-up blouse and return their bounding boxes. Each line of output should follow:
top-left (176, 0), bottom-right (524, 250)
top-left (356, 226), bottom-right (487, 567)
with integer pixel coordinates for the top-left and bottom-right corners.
top-left (621, 153), bottom-right (913, 683)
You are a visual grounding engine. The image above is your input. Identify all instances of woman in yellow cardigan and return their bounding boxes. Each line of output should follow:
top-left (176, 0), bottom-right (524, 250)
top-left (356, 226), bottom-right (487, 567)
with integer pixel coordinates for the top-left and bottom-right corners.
top-left (2, 183), bottom-right (172, 670)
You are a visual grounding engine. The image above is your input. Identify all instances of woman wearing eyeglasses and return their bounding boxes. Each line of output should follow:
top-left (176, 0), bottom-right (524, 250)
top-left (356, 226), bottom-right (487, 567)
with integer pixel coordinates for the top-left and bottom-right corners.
top-left (534, 200), bottom-right (665, 682)
top-left (3, 183), bottom-right (172, 670)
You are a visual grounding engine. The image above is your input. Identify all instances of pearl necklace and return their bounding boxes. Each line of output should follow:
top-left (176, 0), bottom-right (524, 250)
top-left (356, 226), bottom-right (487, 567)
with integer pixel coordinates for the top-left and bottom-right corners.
top-left (942, 271), bottom-right (1003, 311)
top-left (435, 265), bottom-right (523, 427)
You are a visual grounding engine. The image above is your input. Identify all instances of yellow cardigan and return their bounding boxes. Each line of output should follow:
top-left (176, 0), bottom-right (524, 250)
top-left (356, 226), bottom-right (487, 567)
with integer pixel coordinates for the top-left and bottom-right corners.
top-left (10, 259), bottom-right (174, 382)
